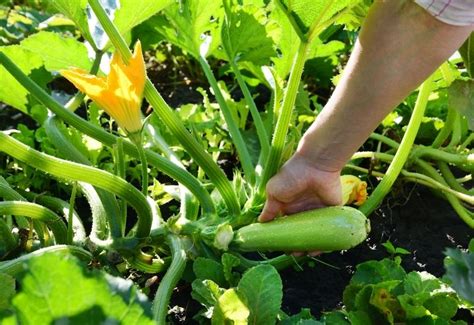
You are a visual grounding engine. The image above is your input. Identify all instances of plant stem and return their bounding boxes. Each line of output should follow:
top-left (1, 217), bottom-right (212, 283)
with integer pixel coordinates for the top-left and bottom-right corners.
top-left (0, 201), bottom-right (67, 244)
top-left (130, 133), bottom-right (149, 196)
top-left (258, 40), bottom-right (310, 195)
top-left (87, 0), bottom-right (239, 215)
top-left (438, 161), bottom-right (470, 194)
top-left (0, 132), bottom-right (152, 238)
top-left (415, 159), bottom-right (474, 228)
top-left (67, 182), bottom-right (78, 245)
top-left (45, 116), bottom-right (122, 238)
top-left (152, 234), bottom-right (187, 324)
top-left (0, 52), bottom-right (215, 215)
top-left (369, 133), bottom-right (400, 149)
top-left (114, 137), bottom-right (128, 233)
top-left (199, 55), bottom-right (255, 184)
top-left (360, 75), bottom-right (435, 215)
top-left (229, 59), bottom-right (270, 162)
top-left (411, 145), bottom-right (473, 167)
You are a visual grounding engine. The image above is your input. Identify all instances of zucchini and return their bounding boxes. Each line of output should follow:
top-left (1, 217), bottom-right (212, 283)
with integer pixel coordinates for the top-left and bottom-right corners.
top-left (232, 206), bottom-right (370, 252)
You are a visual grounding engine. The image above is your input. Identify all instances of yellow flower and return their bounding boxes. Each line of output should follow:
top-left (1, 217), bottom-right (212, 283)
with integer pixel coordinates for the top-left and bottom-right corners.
top-left (341, 175), bottom-right (368, 206)
top-left (60, 41), bottom-right (146, 135)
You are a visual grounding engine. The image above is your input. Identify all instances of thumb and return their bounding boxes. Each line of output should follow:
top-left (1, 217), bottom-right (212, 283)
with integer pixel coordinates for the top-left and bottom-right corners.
top-left (258, 198), bottom-right (283, 223)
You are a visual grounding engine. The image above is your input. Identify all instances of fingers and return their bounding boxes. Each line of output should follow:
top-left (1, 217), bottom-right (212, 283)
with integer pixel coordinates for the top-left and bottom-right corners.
top-left (258, 198), bottom-right (282, 222)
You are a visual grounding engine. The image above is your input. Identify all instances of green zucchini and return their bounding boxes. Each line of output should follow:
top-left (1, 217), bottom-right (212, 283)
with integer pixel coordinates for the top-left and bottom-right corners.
top-left (232, 206), bottom-right (370, 252)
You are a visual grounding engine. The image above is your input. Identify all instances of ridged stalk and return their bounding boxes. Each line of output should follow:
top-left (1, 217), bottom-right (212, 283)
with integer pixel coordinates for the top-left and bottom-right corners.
top-left (0, 132), bottom-right (152, 238)
top-left (87, 0), bottom-right (240, 215)
top-left (20, 191), bottom-right (86, 243)
top-left (415, 159), bottom-right (474, 228)
top-left (45, 116), bottom-right (122, 238)
top-left (152, 234), bottom-right (187, 324)
top-left (0, 51), bottom-right (215, 215)
top-left (360, 75), bottom-right (435, 215)
top-left (0, 201), bottom-right (67, 244)
top-left (229, 59), bottom-right (270, 162)
top-left (198, 55), bottom-right (255, 183)
top-left (258, 40), bottom-right (310, 194)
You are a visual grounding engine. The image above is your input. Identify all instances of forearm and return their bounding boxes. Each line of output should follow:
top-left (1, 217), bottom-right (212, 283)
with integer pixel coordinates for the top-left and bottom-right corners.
top-left (296, 0), bottom-right (473, 171)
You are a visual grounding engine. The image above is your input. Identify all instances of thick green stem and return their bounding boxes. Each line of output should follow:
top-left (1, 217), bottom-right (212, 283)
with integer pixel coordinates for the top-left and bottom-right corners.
top-left (130, 133), bottom-right (149, 196)
top-left (229, 59), bottom-right (270, 163)
top-left (20, 191), bottom-right (86, 243)
top-left (87, 0), bottom-right (239, 216)
top-left (152, 234), bottom-right (187, 324)
top-left (0, 245), bottom-right (92, 276)
top-left (0, 52), bottom-right (215, 215)
top-left (0, 132), bottom-right (152, 238)
top-left (369, 133), bottom-right (400, 149)
top-left (411, 145), bottom-right (473, 167)
top-left (0, 201), bottom-right (67, 244)
top-left (45, 116), bottom-right (122, 238)
top-left (114, 137), bottom-right (128, 233)
top-left (360, 75), bottom-right (435, 215)
top-left (415, 159), bottom-right (474, 228)
top-left (199, 56), bottom-right (255, 184)
top-left (258, 40), bottom-right (310, 194)
top-left (67, 183), bottom-right (78, 245)
top-left (438, 162), bottom-right (470, 194)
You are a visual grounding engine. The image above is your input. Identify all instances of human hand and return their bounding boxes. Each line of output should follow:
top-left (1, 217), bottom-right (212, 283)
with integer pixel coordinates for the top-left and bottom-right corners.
top-left (259, 154), bottom-right (342, 223)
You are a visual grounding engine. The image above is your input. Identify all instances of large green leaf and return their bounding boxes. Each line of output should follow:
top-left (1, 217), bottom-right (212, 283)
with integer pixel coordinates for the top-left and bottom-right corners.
top-left (114, 0), bottom-right (174, 40)
top-left (459, 33), bottom-right (473, 78)
top-left (0, 45), bottom-right (43, 113)
top-left (157, 0), bottom-right (223, 58)
top-left (444, 246), bottom-right (474, 304)
top-left (448, 79), bottom-right (474, 130)
top-left (0, 273), bottom-right (15, 311)
top-left (20, 31), bottom-right (92, 71)
top-left (212, 288), bottom-right (249, 324)
top-left (43, 0), bottom-right (173, 49)
top-left (42, 0), bottom-right (92, 45)
top-left (237, 264), bottom-right (283, 325)
top-left (274, 0), bottom-right (355, 40)
top-left (12, 253), bottom-right (154, 324)
top-left (221, 2), bottom-right (277, 65)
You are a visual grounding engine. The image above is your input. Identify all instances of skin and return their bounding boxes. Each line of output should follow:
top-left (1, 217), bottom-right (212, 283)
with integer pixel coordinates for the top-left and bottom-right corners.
top-left (259, 0), bottom-right (473, 254)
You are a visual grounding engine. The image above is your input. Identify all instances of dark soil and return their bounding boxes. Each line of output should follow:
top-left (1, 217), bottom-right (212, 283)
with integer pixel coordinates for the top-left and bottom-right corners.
top-left (280, 183), bottom-right (473, 319)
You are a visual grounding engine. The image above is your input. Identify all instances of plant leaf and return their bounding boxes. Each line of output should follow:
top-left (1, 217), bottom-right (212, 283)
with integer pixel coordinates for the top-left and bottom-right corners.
top-left (157, 0), bottom-right (223, 58)
top-left (274, 0), bottom-right (354, 40)
top-left (222, 2), bottom-right (276, 65)
top-left (0, 273), bottom-right (15, 311)
top-left (350, 258), bottom-right (406, 285)
top-left (459, 32), bottom-right (474, 78)
top-left (448, 79), bottom-right (474, 130)
top-left (12, 253), bottom-right (154, 324)
top-left (0, 45), bottom-right (44, 113)
top-left (237, 264), bottom-right (283, 325)
top-left (212, 288), bottom-right (249, 325)
top-left (191, 279), bottom-right (224, 309)
top-left (444, 247), bottom-right (474, 304)
top-left (193, 257), bottom-right (227, 286)
top-left (20, 31), bottom-right (92, 71)
top-left (42, 0), bottom-right (93, 45)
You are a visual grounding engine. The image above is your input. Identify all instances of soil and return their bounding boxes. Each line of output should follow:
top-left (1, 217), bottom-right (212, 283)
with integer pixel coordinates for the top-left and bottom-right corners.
top-left (280, 183), bottom-right (473, 319)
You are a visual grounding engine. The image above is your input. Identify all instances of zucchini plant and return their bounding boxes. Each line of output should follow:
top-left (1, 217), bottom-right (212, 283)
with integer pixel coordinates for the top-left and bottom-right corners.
top-left (0, 0), bottom-right (472, 323)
